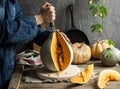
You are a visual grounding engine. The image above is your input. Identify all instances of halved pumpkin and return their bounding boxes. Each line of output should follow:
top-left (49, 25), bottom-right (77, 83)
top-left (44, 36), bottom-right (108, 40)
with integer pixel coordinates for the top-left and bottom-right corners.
top-left (40, 31), bottom-right (73, 72)
top-left (98, 69), bottom-right (120, 89)
top-left (70, 64), bottom-right (94, 84)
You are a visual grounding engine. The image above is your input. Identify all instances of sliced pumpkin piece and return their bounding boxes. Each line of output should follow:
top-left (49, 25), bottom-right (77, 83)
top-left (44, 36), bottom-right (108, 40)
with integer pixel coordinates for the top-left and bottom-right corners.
top-left (70, 64), bottom-right (94, 84)
top-left (98, 69), bottom-right (120, 89)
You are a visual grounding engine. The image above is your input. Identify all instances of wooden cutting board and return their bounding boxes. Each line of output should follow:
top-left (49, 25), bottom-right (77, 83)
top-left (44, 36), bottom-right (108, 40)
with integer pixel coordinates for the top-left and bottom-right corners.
top-left (37, 65), bottom-right (80, 80)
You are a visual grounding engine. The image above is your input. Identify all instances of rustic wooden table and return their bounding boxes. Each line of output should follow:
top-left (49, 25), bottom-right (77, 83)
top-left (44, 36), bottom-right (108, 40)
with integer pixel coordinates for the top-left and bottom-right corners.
top-left (8, 60), bottom-right (120, 89)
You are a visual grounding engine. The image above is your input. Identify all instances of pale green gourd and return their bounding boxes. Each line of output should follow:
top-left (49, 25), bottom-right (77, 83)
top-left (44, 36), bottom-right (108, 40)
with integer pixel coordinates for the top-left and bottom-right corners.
top-left (101, 47), bottom-right (120, 67)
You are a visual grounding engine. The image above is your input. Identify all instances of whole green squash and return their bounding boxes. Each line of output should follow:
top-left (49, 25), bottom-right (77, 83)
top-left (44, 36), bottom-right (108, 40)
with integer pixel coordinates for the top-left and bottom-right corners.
top-left (101, 47), bottom-right (120, 67)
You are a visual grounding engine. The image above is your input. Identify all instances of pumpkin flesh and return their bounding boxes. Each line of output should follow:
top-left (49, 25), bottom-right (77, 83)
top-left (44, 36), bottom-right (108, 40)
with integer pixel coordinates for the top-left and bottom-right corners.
top-left (98, 69), bottom-right (120, 89)
top-left (51, 32), bottom-right (72, 71)
top-left (70, 64), bottom-right (94, 84)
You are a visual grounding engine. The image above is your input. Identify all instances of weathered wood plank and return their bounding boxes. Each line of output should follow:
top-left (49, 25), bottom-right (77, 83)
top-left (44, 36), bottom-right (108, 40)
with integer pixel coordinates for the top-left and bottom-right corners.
top-left (18, 82), bottom-right (120, 89)
top-left (8, 65), bottom-right (24, 89)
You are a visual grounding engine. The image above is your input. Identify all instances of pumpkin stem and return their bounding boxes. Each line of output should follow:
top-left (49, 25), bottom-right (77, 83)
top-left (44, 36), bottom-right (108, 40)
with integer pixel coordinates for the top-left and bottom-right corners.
top-left (107, 48), bottom-right (111, 51)
top-left (78, 42), bottom-right (85, 48)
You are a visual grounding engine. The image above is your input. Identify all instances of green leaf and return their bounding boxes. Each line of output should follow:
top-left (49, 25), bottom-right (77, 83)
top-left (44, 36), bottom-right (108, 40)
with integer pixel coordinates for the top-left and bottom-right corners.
top-left (89, 3), bottom-right (107, 19)
top-left (89, 4), bottom-right (99, 16)
top-left (89, 4), bottom-right (98, 10)
top-left (99, 6), bottom-right (108, 18)
top-left (108, 40), bottom-right (115, 46)
top-left (91, 24), bottom-right (103, 33)
top-left (104, 50), bottom-right (113, 58)
top-left (102, 0), bottom-right (106, 3)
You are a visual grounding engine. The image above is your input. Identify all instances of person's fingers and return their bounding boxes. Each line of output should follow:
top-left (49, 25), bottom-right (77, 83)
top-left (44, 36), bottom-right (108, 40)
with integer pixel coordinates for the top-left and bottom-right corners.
top-left (47, 6), bottom-right (55, 21)
top-left (40, 2), bottom-right (56, 23)
top-left (45, 2), bottom-right (52, 7)
top-left (42, 2), bottom-right (52, 8)
top-left (56, 29), bottom-right (60, 32)
top-left (49, 6), bottom-right (55, 11)
top-left (56, 30), bottom-right (72, 45)
top-left (49, 12), bottom-right (56, 21)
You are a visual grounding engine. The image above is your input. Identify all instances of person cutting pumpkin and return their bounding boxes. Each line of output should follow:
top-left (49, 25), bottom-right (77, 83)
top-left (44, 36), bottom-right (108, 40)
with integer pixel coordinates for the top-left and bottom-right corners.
top-left (0, 0), bottom-right (71, 89)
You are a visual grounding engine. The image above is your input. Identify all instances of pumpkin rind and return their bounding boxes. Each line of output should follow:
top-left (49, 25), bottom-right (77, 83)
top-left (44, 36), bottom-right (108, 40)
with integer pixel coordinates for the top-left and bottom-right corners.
top-left (40, 31), bottom-right (73, 72)
top-left (98, 69), bottom-right (120, 89)
top-left (70, 64), bottom-right (94, 84)
top-left (72, 43), bottom-right (91, 64)
top-left (91, 40), bottom-right (113, 59)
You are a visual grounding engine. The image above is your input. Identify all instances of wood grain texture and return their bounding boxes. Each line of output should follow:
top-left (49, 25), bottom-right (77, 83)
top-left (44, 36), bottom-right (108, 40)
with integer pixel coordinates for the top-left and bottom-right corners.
top-left (8, 60), bottom-right (120, 89)
top-left (8, 65), bottom-right (24, 89)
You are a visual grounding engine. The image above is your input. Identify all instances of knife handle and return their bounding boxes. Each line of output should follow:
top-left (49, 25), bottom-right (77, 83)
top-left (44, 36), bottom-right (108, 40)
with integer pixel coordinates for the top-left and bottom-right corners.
top-left (50, 22), bottom-right (55, 27)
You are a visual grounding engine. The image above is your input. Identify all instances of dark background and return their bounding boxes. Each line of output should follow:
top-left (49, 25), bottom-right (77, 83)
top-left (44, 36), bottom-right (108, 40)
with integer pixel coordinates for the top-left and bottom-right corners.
top-left (17, 0), bottom-right (120, 52)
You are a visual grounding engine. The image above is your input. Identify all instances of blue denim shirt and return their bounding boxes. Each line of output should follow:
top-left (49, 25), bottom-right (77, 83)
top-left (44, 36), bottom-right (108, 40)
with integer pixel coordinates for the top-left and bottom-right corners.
top-left (0, 0), bottom-right (50, 89)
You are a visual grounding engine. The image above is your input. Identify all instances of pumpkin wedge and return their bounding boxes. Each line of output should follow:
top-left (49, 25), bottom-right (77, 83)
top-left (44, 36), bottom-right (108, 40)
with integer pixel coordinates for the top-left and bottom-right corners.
top-left (70, 64), bottom-right (94, 84)
top-left (98, 69), bottom-right (120, 89)
top-left (40, 31), bottom-right (73, 72)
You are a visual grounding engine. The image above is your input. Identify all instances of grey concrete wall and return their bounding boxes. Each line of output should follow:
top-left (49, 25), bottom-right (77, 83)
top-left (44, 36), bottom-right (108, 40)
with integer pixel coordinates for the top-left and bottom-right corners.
top-left (18, 0), bottom-right (120, 49)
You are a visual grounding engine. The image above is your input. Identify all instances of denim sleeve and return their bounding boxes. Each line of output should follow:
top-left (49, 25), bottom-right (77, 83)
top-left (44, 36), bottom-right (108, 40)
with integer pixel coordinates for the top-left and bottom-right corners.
top-left (0, 0), bottom-right (5, 43)
top-left (0, 0), bottom-right (50, 45)
top-left (4, 16), bottom-right (39, 44)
